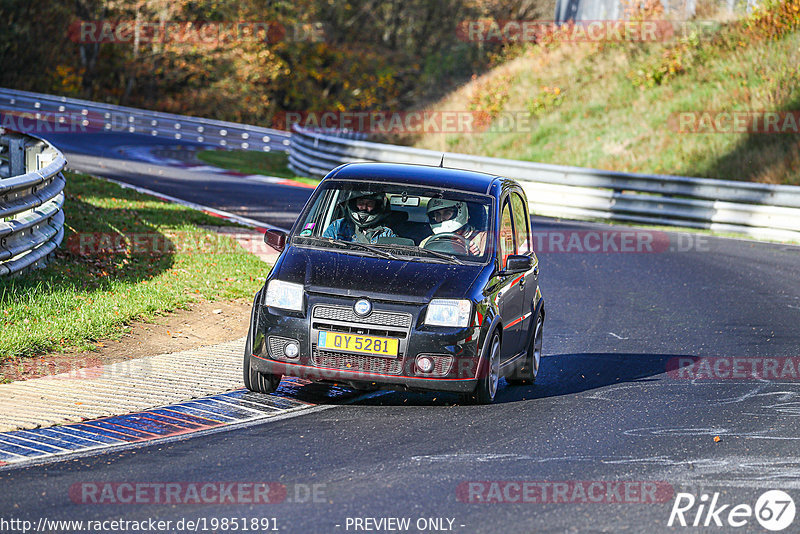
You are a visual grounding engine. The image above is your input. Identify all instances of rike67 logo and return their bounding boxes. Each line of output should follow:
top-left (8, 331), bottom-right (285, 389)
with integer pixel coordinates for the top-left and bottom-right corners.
top-left (668, 490), bottom-right (795, 531)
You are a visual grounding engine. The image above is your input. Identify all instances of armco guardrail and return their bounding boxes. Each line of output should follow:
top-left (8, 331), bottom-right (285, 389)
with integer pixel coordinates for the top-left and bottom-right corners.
top-left (0, 88), bottom-right (291, 152)
top-left (0, 129), bottom-right (66, 276)
top-left (289, 126), bottom-right (800, 242)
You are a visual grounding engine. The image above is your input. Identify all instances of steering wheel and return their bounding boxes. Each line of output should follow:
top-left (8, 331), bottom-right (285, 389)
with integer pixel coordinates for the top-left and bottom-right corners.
top-left (422, 233), bottom-right (469, 255)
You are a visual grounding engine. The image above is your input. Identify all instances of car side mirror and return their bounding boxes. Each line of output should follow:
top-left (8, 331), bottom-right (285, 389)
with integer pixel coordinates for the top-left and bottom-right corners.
top-left (501, 254), bottom-right (533, 275)
top-left (264, 229), bottom-right (288, 252)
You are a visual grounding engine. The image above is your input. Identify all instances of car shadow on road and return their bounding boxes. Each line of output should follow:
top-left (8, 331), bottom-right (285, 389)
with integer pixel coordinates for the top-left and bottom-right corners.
top-left (344, 352), bottom-right (683, 407)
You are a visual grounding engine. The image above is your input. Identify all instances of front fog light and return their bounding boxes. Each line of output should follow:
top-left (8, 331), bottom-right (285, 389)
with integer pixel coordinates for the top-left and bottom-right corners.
top-left (416, 356), bottom-right (434, 373)
top-left (284, 342), bottom-right (299, 359)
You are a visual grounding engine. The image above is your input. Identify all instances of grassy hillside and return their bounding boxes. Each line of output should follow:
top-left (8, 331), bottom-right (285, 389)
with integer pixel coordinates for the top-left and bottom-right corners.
top-left (414, 1), bottom-right (800, 185)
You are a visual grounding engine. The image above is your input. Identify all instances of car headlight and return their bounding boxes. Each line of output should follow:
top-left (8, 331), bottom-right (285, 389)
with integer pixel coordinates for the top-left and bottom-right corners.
top-left (425, 299), bottom-right (472, 327)
top-left (265, 280), bottom-right (304, 311)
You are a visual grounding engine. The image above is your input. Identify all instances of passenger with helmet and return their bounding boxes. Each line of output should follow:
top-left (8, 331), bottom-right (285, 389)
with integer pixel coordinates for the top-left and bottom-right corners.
top-left (421, 199), bottom-right (487, 256)
top-left (322, 191), bottom-right (396, 243)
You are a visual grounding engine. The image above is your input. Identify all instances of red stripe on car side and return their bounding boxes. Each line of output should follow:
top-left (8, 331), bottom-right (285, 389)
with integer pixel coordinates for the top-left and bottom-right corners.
top-left (252, 355), bottom-right (477, 381)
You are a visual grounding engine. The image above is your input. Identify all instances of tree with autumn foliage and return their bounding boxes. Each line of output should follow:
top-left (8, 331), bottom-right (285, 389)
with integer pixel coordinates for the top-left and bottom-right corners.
top-left (0, 0), bottom-right (554, 127)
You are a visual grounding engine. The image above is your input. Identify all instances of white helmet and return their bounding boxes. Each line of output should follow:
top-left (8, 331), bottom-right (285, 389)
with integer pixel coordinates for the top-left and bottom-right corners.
top-left (427, 198), bottom-right (468, 234)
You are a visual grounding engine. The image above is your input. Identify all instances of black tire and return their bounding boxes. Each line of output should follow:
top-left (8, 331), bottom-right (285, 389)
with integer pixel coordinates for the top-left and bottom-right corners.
top-left (243, 325), bottom-right (282, 394)
top-left (507, 312), bottom-right (543, 386)
top-left (463, 331), bottom-right (501, 405)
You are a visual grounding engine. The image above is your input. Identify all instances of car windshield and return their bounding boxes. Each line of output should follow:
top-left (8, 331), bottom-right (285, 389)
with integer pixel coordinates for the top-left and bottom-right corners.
top-left (292, 181), bottom-right (493, 264)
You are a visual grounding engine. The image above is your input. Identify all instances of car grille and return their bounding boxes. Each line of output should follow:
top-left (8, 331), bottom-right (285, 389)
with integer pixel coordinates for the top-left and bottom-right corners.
top-left (313, 305), bottom-right (412, 329)
top-left (312, 348), bottom-right (403, 375)
top-left (310, 304), bottom-right (413, 375)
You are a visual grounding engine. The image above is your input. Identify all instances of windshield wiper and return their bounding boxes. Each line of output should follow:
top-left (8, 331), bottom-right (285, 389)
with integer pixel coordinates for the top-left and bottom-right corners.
top-left (326, 238), bottom-right (400, 260)
top-left (300, 236), bottom-right (460, 263)
top-left (389, 244), bottom-right (464, 265)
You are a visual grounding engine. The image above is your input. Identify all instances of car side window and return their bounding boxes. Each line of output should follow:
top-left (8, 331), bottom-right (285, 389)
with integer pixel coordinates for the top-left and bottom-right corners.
top-left (500, 199), bottom-right (515, 268)
top-left (510, 193), bottom-right (531, 255)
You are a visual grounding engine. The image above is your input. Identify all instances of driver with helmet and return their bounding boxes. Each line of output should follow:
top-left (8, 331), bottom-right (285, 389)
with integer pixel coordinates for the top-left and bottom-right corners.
top-left (421, 199), bottom-right (487, 255)
top-left (323, 191), bottom-right (396, 243)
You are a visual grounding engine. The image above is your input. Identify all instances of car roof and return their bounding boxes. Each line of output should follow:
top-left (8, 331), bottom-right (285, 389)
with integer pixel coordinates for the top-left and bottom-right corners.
top-left (326, 162), bottom-right (500, 195)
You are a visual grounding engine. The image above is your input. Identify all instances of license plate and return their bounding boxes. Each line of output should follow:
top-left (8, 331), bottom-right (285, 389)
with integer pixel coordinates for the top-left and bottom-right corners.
top-left (317, 331), bottom-right (399, 358)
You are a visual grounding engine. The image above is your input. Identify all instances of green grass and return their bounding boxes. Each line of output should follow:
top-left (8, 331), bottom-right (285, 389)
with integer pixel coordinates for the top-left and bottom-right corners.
top-left (0, 172), bottom-right (271, 362)
top-left (415, 4), bottom-right (800, 185)
top-left (196, 150), bottom-right (320, 186)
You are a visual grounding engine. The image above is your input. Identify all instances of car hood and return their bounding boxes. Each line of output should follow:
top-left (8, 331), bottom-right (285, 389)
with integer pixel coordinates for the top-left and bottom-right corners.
top-left (273, 245), bottom-right (486, 303)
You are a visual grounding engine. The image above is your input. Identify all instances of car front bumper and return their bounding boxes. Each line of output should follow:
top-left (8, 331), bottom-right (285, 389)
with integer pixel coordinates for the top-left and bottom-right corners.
top-left (249, 295), bottom-right (483, 394)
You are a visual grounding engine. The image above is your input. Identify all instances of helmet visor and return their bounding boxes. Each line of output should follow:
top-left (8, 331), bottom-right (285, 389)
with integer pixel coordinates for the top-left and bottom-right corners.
top-left (428, 207), bottom-right (458, 224)
top-left (351, 197), bottom-right (380, 214)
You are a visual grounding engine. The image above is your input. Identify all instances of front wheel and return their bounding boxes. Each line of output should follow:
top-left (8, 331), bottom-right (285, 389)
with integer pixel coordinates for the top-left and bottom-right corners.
top-left (243, 327), bottom-right (282, 394)
top-left (463, 331), bottom-right (501, 405)
top-left (507, 312), bottom-right (543, 386)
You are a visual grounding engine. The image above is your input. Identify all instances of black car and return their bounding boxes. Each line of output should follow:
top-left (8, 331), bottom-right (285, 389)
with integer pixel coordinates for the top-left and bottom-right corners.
top-left (244, 162), bottom-right (544, 403)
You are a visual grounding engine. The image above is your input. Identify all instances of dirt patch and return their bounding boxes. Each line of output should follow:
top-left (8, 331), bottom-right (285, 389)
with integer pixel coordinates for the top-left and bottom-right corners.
top-left (1, 299), bottom-right (253, 382)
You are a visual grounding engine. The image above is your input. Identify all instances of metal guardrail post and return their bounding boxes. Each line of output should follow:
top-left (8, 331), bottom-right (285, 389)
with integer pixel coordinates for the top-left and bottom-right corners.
top-left (8, 137), bottom-right (25, 177)
top-left (26, 142), bottom-right (45, 171)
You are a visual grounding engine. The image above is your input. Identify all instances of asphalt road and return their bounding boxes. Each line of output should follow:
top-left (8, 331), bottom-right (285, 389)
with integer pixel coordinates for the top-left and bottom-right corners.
top-left (1, 131), bottom-right (799, 533)
top-left (48, 132), bottom-right (311, 229)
